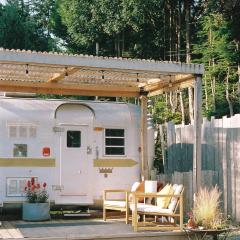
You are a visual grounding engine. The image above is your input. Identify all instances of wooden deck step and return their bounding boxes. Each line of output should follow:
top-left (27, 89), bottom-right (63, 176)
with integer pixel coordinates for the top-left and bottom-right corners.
top-left (0, 221), bottom-right (24, 239)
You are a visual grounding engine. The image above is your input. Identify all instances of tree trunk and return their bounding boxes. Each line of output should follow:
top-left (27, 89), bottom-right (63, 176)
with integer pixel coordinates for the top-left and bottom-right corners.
top-left (169, 7), bottom-right (172, 61)
top-left (169, 91), bottom-right (174, 112)
top-left (185, 0), bottom-right (193, 123)
top-left (163, 6), bottom-right (166, 60)
top-left (117, 34), bottom-right (120, 57)
top-left (96, 42), bottom-right (99, 56)
top-left (226, 67), bottom-right (233, 117)
top-left (211, 59), bottom-right (216, 112)
top-left (237, 42), bottom-right (240, 96)
top-left (114, 37), bottom-right (117, 57)
top-left (188, 87), bottom-right (194, 123)
top-left (169, 91), bottom-right (178, 113)
top-left (238, 64), bottom-right (240, 95)
top-left (185, 0), bottom-right (191, 63)
top-left (122, 30), bottom-right (124, 57)
top-left (179, 90), bottom-right (185, 125)
top-left (177, 0), bottom-right (181, 62)
top-left (204, 74), bottom-right (208, 111)
top-left (165, 92), bottom-right (168, 106)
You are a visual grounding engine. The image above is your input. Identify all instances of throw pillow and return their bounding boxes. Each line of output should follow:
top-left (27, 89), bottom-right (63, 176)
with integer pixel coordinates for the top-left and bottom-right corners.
top-left (157, 184), bottom-right (174, 208)
top-left (129, 182), bottom-right (140, 201)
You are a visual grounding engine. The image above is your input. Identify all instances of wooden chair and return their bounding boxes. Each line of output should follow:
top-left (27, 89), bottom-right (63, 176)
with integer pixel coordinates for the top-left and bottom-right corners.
top-left (103, 189), bottom-right (131, 224)
top-left (103, 181), bottom-right (143, 224)
top-left (132, 184), bottom-right (184, 232)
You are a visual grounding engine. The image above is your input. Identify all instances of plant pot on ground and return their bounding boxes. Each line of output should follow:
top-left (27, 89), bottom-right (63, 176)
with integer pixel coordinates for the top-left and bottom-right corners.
top-left (185, 186), bottom-right (232, 240)
top-left (192, 186), bottom-right (227, 230)
top-left (22, 178), bottom-right (50, 221)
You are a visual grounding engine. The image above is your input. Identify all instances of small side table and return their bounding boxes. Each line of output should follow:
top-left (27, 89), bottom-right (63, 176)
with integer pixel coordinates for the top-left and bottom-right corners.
top-left (184, 228), bottom-right (234, 240)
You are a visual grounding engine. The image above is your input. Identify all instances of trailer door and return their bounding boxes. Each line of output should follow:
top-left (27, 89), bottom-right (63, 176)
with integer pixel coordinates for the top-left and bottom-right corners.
top-left (60, 125), bottom-right (89, 196)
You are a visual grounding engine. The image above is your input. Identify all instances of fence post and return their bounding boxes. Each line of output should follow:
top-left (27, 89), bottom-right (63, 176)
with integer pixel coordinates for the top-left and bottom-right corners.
top-left (193, 74), bottom-right (202, 194)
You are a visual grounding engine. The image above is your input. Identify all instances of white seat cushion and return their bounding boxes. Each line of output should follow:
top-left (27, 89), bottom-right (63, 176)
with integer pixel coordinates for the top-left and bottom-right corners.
top-left (104, 200), bottom-right (126, 208)
top-left (130, 203), bottom-right (155, 211)
top-left (173, 184), bottom-right (183, 195)
top-left (143, 206), bottom-right (173, 214)
top-left (168, 184), bottom-right (183, 212)
top-left (130, 203), bottom-right (173, 214)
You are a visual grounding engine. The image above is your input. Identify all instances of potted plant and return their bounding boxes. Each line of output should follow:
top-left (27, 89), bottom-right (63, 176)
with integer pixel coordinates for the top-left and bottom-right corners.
top-left (186, 186), bottom-right (231, 239)
top-left (22, 177), bottom-right (50, 221)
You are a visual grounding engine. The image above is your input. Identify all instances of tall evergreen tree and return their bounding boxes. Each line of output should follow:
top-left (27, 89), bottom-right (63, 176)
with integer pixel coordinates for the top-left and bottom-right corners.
top-left (0, 0), bottom-right (56, 51)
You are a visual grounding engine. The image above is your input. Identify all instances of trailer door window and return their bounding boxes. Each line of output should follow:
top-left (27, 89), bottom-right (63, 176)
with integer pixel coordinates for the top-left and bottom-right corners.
top-left (105, 129), bottom-right (125, 155)
top-left (67, 130), bottom-right (81, 148)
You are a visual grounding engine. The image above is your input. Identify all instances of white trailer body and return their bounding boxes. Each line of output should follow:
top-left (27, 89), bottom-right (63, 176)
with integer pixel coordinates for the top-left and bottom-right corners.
top-left (0, 98), bottom-right (154, 205)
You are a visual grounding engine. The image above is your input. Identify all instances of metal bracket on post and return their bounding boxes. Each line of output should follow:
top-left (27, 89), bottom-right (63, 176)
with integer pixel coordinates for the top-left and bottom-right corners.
top-left (140, 87), bottom-right (148, 97)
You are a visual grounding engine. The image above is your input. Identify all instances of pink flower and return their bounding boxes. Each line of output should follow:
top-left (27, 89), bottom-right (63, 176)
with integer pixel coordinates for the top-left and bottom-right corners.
top-left (187, 211), bottom-right (193, 218)
top-left (31, 177), bottom-right (35, 186)
top-left (43, 182), bottom-right (47, 188)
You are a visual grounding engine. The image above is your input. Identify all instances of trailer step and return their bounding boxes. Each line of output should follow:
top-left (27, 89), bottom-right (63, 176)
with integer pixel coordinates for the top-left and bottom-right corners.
top-left (63, 213), bottom-right (91, 217)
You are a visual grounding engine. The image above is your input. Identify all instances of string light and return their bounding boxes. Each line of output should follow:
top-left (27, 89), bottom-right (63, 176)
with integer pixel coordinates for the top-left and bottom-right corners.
top-left (25, 64), bottom-right (29, 75)
top-left (65, 67), bottom-right (68, 77)
top-left (101, 70), bottom-right (105, 82)
top-left (137, 73), bottom-right (139, 82)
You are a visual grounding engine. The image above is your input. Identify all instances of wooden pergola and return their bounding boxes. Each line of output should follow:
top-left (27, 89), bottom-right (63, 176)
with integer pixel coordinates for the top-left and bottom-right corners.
top-left (0, 48), bottom-right (204, 193)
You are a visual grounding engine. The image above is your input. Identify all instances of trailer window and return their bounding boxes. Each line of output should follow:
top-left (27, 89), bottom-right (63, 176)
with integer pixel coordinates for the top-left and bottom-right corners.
top-left (105, 129), bottom-right (125, 155)
top-left (8, 124), bottom-right (37, 138)
top-left (6, 177), bottom-right (37, 197)
top-left (67, 131), bottom-right (81, 148)
top-left (13, 144), bottom-right (28, 157)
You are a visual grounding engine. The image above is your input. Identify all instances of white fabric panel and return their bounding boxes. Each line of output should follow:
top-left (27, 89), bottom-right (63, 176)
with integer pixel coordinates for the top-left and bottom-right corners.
top-left (168, 184), bottom-right (183, 212)
top-left (131, 182), bottom-right (140, 192)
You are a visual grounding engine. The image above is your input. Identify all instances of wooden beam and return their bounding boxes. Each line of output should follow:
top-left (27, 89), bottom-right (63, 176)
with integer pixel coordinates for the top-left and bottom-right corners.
top-left (147, 79), bottom-right (194, 97)
top-left (140, 95), bottom-right (149, 180)
top-left (0, 80), bottom-right (140, 97)
top-left (48, 67), bottom-right (80, 82)
top-left (145, 74), bottom-right (194, 92)
top-left (193, 74), bottom-right (202, 194)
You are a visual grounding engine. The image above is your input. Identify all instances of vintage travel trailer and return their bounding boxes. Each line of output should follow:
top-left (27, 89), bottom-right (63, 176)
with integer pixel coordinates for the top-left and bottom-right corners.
top-left (0, 97), bottom-right (154, 206)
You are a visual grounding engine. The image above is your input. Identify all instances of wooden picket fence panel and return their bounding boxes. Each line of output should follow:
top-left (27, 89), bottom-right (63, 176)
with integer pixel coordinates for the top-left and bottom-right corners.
top-left (157, 114), bottom-right (240, 222)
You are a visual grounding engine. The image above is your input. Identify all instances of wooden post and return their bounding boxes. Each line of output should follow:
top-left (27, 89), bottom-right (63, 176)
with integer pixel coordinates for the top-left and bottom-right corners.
top-left (125, 192), bottom-right (129, 224)
top-left (193, 74), bottom-right (202, 194)
top-left (180, 194), bottom-right (183, 231)
top-left (140, 95), bottom-right (149, 180)
top-left (103, 190), bottom-right (106, 221)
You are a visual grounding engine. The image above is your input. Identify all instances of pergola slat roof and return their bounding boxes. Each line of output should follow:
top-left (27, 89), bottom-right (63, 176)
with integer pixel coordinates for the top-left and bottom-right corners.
top-left (0, 48), bottom-right (204, 97)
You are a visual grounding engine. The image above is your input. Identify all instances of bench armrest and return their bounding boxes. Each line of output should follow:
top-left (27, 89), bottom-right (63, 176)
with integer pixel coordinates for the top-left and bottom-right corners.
top-left (103, 189), bottom-right (130, 201)
top-left (134, 193), bottom-right (183, 198)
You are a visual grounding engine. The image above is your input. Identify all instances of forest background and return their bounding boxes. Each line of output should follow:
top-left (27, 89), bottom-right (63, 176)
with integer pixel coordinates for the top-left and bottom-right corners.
top-left (0, 0), bottom-right (239, 126)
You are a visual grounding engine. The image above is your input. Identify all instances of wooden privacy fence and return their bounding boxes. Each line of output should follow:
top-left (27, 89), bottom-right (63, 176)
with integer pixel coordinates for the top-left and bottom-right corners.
top-left (157, 114), bottom-right (240, 222)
